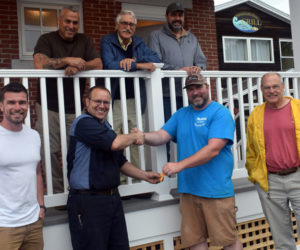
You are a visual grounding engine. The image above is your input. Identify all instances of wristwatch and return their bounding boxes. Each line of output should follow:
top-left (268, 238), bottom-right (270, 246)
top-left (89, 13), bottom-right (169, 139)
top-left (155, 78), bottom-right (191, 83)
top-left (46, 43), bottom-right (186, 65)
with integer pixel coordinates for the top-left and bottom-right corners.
top-left (40, 205), bottom-right (47, 212)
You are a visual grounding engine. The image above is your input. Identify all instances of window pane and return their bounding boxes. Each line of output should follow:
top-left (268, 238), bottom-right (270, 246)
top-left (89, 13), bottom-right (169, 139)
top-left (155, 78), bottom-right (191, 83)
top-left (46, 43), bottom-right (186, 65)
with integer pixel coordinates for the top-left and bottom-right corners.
top-left (42, 9), bottom-right (58, 27)
top-left (251, 40), bottom-right (272, 62)
top-left (25, 30), bottom-right (41, 52)
top-left (225, 39), bottom-right (247, 61)
top-left (280, 42), bottom-right (293, 57)
top-left (24, 8), bottom-right (40, 26)
top-left (281, 58), bottom-right (294, 71)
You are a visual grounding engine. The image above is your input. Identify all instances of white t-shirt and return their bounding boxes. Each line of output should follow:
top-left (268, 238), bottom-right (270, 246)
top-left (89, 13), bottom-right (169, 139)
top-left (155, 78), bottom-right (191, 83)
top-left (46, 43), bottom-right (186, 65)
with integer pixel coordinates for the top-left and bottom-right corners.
top-left (0, 124), bottom-right (41, 227)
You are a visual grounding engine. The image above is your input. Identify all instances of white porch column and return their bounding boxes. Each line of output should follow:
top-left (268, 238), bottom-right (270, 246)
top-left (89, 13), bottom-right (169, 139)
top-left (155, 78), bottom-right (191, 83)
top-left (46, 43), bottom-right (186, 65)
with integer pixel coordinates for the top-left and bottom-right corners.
top-left (145, 63), bottom-right (173, 201)
top-left (290, 0), bottom-right (300, 71)
top-left (290, 0), bottom-right (300, 97)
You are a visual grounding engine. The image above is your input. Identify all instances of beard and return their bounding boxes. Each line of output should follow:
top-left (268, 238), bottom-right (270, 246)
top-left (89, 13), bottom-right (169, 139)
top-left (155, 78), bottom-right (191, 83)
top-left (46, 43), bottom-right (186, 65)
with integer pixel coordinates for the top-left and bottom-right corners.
top-left (192, 96), bottom-right (209, 109)
top-left (6, 111), bottom-right (26, 125)
top-left (168, 20), bottom-right (183, 32)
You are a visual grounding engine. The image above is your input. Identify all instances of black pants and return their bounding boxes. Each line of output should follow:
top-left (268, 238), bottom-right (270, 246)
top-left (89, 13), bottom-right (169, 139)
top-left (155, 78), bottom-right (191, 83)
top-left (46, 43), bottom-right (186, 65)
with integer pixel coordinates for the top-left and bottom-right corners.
top-left (67, 190), bottom-right (129, 250)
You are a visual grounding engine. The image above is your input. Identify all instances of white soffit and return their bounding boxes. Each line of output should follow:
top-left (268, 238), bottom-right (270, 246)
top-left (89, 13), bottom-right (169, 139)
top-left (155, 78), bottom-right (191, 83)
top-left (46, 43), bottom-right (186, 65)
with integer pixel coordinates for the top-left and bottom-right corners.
top-left (122, 3), bottom-right (166, 21)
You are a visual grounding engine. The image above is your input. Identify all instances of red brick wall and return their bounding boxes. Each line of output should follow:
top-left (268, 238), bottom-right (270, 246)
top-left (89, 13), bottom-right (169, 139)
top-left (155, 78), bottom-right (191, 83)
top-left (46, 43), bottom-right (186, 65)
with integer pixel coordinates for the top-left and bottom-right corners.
top-left (185, 0), bottom-right (219, 98)
top-left (185, 0), bottom-right (219, 70)
top-left (82, 0), bottom-right (122, 55)
top-left (0, 0), bottom-right (18, 69)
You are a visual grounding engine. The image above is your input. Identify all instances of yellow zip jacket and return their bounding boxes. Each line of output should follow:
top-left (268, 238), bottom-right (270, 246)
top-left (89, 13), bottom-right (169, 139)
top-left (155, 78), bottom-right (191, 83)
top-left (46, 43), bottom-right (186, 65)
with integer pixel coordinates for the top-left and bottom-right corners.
top-left (245, 97), bottom-right (300, 192)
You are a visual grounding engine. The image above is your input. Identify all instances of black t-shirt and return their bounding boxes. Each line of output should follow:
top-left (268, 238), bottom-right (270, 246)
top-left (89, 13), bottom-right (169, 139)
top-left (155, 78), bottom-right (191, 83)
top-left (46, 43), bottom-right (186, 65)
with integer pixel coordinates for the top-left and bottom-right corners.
top-left (34, 31), bottom-right (99, 113)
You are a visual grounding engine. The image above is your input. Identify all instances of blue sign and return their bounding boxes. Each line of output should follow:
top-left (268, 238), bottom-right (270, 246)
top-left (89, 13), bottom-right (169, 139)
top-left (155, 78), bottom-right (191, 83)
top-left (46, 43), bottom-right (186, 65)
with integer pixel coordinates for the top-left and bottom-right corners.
top-left (233, 12), bottom-right (262, 33)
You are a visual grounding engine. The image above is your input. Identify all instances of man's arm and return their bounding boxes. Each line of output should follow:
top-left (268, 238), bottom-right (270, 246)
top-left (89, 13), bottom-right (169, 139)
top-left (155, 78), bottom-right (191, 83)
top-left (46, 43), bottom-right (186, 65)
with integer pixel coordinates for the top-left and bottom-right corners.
top-left (34, 53), bottom-right (86, 70)
top-left (136, 63), bottom-right (156, 72)
top-left (163, 138), bottom-right (228, 176)
top-left (34, 54), bottom-right (102, 76)
top-left (120, 161), bottom-right (160, 184)
top-left (144, 129), bottom-right (172, 146)
top-left (111, 130), bottom-right (145, 151)
top-left (85, 58), bottom-right (103, 70)
top-left (36, 162), bottom-right (45, 219)
top-left (193, 41), bottom-right (207, 70)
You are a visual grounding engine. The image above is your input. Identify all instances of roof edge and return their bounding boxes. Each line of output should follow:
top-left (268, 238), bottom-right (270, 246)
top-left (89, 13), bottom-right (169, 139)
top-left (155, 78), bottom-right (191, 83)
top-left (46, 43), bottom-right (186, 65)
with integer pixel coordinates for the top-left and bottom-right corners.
top-left (215, 0), bottom-right (290, 24)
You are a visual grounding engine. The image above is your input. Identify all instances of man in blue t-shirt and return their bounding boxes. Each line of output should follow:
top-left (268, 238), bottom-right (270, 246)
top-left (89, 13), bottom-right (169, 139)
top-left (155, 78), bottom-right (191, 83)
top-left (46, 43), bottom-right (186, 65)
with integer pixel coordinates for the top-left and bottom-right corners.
top-left (141, 74), bottom-right (242, 249)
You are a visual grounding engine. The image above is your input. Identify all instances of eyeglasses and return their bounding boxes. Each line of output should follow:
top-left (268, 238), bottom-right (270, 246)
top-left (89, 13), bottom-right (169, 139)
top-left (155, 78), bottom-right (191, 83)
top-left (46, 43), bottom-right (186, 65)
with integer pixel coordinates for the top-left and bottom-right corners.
top-left (262, 85), bottom-right (281, 91)
top-left (89, 98), bottom-right (110, 106)
top-left (119, 21), bottom-right (136, 27)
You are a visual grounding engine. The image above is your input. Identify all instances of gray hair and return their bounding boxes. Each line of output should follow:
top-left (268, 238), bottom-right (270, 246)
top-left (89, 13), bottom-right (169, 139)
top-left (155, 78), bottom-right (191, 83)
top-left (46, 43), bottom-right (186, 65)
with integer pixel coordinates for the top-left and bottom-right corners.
top-left (60, 6), bottom-right (79, 17)
top-left (261, 72), bottom-right (283, 87)
top-left (116, 10), bottom-right (137, 24)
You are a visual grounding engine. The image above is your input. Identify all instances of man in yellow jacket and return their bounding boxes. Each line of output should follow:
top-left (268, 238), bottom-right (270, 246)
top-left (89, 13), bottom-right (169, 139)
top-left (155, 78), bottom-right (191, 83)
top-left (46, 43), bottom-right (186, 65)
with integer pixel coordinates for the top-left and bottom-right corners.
top-left (246, 72), bottom-right (300, 250)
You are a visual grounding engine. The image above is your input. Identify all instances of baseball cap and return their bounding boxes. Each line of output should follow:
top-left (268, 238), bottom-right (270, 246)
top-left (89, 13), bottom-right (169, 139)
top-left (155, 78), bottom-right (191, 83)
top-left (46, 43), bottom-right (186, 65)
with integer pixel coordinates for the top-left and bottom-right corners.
top-left (183, 74), bottom-right (207, 89)
top-left (166, 2), bottom-right (185, 15)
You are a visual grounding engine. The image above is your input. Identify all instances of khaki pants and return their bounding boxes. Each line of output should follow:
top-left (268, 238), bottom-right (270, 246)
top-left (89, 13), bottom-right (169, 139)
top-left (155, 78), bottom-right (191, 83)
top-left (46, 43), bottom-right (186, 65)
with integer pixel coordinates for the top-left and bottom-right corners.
top-left (0, 219), bottom-right (44, 250)
top-left (113, 99), bottom-right (145, 184)
top-left (255, 169), bottom-right (300, 250)
top-left (35, 103), bottom-right (75, 193)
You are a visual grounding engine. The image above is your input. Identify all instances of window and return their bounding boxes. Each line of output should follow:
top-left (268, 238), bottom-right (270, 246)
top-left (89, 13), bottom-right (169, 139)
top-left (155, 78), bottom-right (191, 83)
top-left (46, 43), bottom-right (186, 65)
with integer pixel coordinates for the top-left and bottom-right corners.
top-left (279, 39), bottom-right (294, 71)
top-left (223, 36), bottom-right (274, 63)
top-left (18, 2), bottom-right (82, 60)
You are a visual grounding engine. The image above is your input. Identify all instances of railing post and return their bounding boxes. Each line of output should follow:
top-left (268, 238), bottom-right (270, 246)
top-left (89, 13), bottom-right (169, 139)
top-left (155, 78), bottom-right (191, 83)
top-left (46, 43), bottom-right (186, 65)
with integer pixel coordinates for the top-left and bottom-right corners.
top-left (145, 63), bottom-right (173, 201)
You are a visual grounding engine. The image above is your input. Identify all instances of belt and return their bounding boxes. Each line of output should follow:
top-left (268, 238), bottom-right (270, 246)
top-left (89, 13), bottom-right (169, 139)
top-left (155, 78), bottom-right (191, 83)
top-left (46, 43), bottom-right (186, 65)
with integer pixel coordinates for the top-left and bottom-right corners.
top-left (69, 188), bottom-right (118, 196)
top-left (268, 166), bottom-right (300, 176)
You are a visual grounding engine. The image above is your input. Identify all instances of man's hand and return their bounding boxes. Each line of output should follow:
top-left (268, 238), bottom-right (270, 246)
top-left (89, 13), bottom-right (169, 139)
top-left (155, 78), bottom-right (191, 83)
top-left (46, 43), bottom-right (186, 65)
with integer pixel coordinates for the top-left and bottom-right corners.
top-left (180, 66), bottom-right (202, 75)
top-left (131, 128), bottom-right (144, 145)
top-left (143, 171), bottom-right (161, 184)
top-left (120, 58), bottom-right (135, 71)
top-left (65, 66), bottom-right (79, 76)
top-left (64, 57), bottom-right (87, 71)
top-left (163, 162), bottom-right (184, 176)
top-left (136, 63), bottom-right (156, 72)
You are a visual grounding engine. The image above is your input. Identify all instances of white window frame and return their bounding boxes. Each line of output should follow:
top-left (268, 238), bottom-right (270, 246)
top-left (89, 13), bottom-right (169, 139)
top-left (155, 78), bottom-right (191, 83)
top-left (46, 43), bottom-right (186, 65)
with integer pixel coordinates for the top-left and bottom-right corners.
top-left (17, 0), bottom-right (83, 60)
top-left (279, 38), bottom-right (294, 70)
top-left (222, 36), bottom-right (274, 64)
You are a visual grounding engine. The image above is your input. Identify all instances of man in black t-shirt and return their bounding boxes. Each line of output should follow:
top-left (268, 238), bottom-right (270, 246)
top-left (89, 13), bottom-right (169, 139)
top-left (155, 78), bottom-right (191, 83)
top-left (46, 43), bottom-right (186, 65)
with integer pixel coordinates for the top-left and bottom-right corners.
top-left (33, 6), bottom-right (102, 193)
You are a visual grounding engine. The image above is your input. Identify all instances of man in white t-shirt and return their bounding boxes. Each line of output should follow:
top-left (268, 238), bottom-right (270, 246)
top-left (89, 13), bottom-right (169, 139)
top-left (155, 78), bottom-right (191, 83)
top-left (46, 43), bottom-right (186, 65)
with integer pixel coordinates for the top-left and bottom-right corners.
top-left (0, 82), bottom-right (45, 250)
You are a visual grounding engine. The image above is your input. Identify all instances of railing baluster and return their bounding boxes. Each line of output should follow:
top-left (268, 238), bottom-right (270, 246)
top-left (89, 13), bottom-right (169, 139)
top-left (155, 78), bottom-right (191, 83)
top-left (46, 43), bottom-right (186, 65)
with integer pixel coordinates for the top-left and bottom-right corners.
top-left (134, 77), bottom-right (145, 172)
top-left (40, 77), bottom-right (53, 196)
top-left (22, 77), bottom-right (31, 127)
top-left (57, 77), bottom-right (68, 193)
top-left (73, 77), bottom-right (81, 117)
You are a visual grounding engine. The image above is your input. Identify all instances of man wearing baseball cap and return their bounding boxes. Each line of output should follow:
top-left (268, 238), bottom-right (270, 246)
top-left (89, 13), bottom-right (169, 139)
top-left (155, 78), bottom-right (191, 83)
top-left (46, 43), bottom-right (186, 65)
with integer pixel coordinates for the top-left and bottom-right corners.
top-left (140, 74), bottom-right (242, 249)
top-left (149, 2), bottom-right (207, 160)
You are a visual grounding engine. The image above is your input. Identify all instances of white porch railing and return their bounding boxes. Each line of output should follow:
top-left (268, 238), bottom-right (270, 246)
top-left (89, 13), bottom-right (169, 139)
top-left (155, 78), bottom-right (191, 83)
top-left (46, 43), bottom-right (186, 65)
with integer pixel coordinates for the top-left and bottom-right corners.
top-left (1, 67), bottom-right (299, 208)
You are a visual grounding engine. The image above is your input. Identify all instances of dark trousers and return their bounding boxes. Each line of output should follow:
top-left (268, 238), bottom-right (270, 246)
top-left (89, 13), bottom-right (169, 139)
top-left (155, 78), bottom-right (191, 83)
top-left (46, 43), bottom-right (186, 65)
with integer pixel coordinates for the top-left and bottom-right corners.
top-left (67, 190), bottom-right (129, 250)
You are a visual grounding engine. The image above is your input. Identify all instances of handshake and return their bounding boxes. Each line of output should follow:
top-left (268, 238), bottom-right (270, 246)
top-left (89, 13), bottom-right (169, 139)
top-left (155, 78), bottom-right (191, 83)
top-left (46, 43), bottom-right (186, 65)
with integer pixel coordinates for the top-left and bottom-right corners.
top-left (130, 128), bottom-right (145, 145)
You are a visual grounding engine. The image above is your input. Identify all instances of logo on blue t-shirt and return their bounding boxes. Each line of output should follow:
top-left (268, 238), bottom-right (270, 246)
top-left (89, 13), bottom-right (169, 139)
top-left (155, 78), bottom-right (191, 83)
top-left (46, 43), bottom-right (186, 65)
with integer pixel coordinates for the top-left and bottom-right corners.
top-left (194, 117), bottom-right (207, 127)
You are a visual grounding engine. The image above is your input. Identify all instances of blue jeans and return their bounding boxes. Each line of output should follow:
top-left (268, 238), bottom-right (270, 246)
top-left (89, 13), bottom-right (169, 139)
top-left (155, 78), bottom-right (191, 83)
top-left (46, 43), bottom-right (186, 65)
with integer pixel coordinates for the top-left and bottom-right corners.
top-left (67, 190), bottom-right (129, 250)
